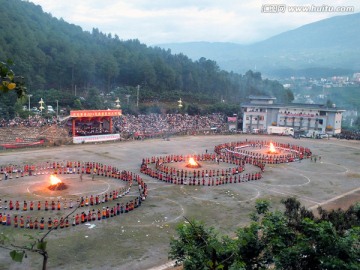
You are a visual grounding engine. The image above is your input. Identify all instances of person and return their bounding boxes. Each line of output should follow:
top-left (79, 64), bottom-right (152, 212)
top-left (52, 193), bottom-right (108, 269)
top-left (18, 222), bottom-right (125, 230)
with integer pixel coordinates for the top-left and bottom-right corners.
top-left (92, 168), bottom-right (96, 181)
top-left (6, 213), bottom-right (11, 226)
top-left (80, 171), bottom-right (83, 182)
top-left (33, 217), bottom-right (38, 229)
top-left (47, 217), bottom-right (52, 230)
top-left (53, 218), bottom-right (59, 229)
top-left (14, 215), bottom-right (18, 228)
top-left (19, 216), bottom-right (25, 228)
top-left (59, 217), bottom-right (64, 229)
top-left (40, 217), bottom-right (45, 230)
top-left (2, 213), bottom-right (6, 225)
top-left (29, 218), bottom-right (33, 229)
top-left (65, 218), bottom-right (69, 228)
top-left (75, 214), bottom-right (80, 225)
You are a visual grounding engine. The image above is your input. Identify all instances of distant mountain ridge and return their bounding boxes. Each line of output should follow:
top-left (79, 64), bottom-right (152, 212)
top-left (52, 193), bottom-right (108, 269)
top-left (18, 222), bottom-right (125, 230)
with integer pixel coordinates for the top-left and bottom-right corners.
top-left (156, 13), bottom-right (360, 78)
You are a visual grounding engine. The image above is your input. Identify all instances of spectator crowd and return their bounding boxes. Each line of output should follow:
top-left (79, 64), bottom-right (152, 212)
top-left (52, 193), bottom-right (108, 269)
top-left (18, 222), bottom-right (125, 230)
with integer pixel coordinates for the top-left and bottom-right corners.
top-left (113, 113), bottom-right (227, 138)
top-left (0, 113), bottom-right (228, 141)
top-left (1, 113), bottom-right (359, 141)
top-left (0, 115), bottom-right (58, 128)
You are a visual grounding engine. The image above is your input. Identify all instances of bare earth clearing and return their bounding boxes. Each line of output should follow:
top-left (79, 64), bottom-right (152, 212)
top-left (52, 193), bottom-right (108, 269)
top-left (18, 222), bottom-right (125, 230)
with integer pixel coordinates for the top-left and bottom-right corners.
top-left (0, 135), bottom-right (359, 270)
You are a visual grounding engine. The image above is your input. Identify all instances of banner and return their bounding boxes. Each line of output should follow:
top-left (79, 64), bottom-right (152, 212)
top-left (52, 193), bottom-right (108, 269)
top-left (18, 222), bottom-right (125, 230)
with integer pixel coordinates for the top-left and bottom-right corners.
top-left (227, 116), bottom-right (237, 122)
top-left (70, 110), bottom-right (122, 118)
top-left (73, 134), bottom-right (120, 144)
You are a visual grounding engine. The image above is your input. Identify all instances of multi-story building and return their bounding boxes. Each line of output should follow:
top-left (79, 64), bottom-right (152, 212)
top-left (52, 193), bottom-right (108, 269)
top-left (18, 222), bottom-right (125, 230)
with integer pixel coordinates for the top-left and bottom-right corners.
top-left (241, 96), bottom-right (344, 135)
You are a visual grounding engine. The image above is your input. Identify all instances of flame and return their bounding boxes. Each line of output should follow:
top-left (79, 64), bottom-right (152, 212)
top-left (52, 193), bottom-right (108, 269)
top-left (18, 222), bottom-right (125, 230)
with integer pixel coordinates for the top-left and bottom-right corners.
top-left (269, 142), bottom-right (277, 153)
top-left (50, 174), bottom-right (62, 185)
top-left (188, 157), bottom-right (198, 166)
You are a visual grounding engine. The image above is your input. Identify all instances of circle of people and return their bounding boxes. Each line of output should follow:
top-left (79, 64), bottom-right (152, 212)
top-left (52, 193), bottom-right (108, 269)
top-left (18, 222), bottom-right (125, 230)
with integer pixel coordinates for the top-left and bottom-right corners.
top-left (140, 140), bottom-right (312, 187)
top-left (0, 140), bottom-right (311, 230)
top-left (140, 152), bottom-right (265, 187)
top-left (0, 161), bottom-right (148, 230)
top-left (215, 140), bottom-right (312, 164)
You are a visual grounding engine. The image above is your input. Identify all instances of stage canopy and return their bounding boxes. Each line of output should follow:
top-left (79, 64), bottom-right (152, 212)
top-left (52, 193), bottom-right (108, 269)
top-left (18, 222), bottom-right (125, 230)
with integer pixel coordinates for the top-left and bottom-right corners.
top-left (69, 110), bottom-right (122, 143)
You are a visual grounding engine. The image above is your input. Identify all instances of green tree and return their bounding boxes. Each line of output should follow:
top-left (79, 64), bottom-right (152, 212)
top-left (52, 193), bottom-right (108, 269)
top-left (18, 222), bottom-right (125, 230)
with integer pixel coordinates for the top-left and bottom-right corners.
top-left (170, 199), bottom-right (360, 270)
top-left (169, 218), bottom-right (236, 270)
top-left (0, 205), bottom-right (81, 270)
top-left (0, 60), bottom-right (27, 98)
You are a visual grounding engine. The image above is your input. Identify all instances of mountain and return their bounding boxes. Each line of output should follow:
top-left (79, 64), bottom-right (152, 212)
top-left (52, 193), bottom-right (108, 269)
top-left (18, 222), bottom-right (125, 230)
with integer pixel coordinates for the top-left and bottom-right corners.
top-left (0, 0), bottom-right (293, 119)
top-left (157, 13), bottom-right (360, 78)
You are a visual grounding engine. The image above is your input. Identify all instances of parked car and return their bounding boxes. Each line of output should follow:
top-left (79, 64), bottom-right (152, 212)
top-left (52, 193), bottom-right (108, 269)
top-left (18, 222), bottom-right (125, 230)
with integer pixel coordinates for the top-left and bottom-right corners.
top-left (47, 105), bottom-right (55, 113)
top-left (31, 107), bottom-right (40, 113)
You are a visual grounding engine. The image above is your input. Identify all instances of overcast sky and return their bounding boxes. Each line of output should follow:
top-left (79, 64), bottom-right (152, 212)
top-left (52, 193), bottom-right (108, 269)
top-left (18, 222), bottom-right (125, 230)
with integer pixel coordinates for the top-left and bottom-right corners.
top-left (29, 0), bottom-right (359, 45)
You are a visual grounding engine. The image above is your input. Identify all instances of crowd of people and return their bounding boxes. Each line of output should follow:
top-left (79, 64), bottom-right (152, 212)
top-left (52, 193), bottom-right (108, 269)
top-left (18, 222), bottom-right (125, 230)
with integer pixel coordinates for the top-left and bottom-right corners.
top-left (0, 113), bottom-right (228, 144)
top-left (0, 115), bottom-right (58, 128)
top-left (215, 140), bottom-right (312, 164)
top-left (1, 113), bottom-right (360, 142)
top-left (72, 126), bottom-right (110, 136)
top-left (113, 113), bottom-right (227, 138)
top-left (140, 151), bottom-right (265, 186)
top-left (0, 160), bottom-right (148, 230)
top-left (333, 130), bottom-right (360, 140)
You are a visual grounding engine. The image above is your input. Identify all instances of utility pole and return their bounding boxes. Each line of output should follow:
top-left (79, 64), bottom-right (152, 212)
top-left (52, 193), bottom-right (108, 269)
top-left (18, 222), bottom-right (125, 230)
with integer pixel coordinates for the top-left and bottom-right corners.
top-left (136, 85), bottom-right (140, 107)
top-left (28, 94), bottom-right (32, 111)
top-left (56, 100), bottom-right (59, 119)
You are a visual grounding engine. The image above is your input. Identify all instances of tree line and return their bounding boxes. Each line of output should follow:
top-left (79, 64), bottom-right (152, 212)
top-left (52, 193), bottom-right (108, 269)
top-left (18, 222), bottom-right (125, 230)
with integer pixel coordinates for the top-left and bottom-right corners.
top-left (0, 0), bottom-right (293, 119)
top-left (169, 198), bottom-right (360, 270)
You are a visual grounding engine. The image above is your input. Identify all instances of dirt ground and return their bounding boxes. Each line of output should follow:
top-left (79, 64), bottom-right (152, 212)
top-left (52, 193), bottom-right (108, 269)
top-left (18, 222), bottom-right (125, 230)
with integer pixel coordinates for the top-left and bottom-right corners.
top-left (0, 135), bottom-right (359, 270)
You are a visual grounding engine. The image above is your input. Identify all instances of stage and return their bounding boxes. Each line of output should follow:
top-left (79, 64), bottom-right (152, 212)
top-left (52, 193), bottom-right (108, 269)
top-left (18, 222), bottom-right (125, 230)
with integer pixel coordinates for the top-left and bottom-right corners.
top-left (69, 109), bottom-right (122, 144)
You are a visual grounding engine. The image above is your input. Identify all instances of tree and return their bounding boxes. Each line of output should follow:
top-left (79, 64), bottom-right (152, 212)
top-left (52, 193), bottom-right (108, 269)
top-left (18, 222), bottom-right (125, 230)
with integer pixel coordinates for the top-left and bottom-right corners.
top-left (0, 60), bottom-right (27, 98)
top-left (0, 205), bottom-right (80, 270)
top-left (169, 198), bottom-right (360, 270)
top-left (169, 217), bottom-right (236, 270)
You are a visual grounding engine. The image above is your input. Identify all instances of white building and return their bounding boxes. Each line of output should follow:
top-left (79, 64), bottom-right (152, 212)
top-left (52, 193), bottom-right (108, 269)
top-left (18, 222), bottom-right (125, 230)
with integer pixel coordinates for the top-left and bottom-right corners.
top-left (241, 96), bottom-right (344, 135)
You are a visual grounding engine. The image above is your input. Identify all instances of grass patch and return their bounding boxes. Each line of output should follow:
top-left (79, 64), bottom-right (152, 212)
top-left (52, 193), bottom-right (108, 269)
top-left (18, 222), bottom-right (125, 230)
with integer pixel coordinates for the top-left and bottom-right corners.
top-left (346, 173), bottom-right (360, 178)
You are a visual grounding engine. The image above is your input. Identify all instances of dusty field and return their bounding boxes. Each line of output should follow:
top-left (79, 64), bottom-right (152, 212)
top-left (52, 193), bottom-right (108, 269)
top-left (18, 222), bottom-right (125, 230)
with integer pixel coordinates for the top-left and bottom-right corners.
top-left (0, 135), bottom-right (359, 270)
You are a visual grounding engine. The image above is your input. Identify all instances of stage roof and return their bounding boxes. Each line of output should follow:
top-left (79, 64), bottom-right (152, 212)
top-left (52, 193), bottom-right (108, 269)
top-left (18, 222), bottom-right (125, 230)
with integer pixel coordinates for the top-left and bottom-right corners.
top-left (70, 110), bottom-right (122, 118)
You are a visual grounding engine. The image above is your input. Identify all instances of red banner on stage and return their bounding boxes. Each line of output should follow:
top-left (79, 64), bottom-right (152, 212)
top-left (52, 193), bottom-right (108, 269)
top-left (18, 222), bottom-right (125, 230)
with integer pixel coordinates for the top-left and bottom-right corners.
top-left (227, 116), bottom-right (237, 122)
top-left (70, 110), bottom-right (122, 118)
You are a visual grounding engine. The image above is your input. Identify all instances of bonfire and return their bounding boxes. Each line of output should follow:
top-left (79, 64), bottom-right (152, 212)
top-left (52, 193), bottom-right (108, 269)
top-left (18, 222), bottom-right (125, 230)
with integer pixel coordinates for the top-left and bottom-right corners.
top-left (48, 174), bottom-right (67, 190)
top-left (267, 142), bottom-right (279, 154)
top-left (186, 157), bottom-right (201, 168)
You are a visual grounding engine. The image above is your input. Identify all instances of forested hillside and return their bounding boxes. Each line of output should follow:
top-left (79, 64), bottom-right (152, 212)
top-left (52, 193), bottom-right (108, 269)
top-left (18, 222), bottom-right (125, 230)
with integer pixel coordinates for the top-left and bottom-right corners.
top-left (0, 0), bottom-right (292, 118)
top-left (159, 13), bottom-right (360, 78)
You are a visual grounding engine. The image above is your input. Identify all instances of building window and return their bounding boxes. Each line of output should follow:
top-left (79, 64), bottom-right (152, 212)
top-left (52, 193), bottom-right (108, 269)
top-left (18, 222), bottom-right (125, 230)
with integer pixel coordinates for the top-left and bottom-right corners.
top-left (319, 119), bottom-right (323, 125)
